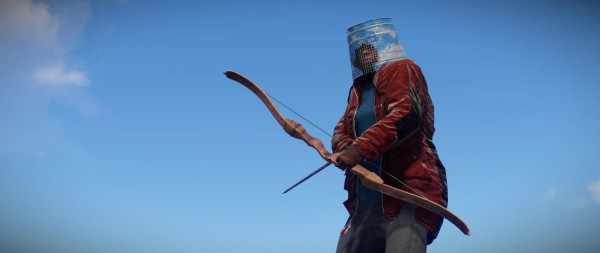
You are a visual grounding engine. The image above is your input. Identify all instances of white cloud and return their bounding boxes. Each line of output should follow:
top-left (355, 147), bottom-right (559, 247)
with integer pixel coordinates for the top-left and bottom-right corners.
top-left (588, 180), bottom-right (600, 204)
top-left (34, 65), bottom-right (90, 86)
top-left (0, 0), bottom-right (59, 43)
top-left (0, 0), bottom-right (95, 157)
top-left (543, 187), bottom-right (556, 199)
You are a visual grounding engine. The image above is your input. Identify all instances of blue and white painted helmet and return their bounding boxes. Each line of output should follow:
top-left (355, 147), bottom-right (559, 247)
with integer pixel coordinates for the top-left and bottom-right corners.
top-left (347, 18), bottom-right (407, 80)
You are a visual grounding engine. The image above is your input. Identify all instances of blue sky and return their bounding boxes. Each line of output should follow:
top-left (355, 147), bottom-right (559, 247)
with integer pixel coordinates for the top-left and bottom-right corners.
top-left (1, 0), bottom-right (599, 252)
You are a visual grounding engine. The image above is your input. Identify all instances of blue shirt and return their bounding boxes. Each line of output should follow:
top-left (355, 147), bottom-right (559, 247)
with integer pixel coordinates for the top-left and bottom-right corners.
top-left (354, 82), bottom-right (383, 202)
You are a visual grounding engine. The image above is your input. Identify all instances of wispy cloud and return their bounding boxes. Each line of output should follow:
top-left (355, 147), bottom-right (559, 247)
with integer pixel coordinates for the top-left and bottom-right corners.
top-left (34, 65), bottom-right (90, 86)
top-left (0, 0), bottom-right (95, 157)
top-left (543, 187), bottom-right (556, 200)
top-left (588, 179), bottom-right (600, 204)
top-left (573, 197), bottom-right (588, 209)
top-left (0, 0), bottom-right (59, 43)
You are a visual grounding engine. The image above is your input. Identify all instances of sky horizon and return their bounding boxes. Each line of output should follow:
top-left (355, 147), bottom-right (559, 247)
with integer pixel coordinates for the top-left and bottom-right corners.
top-left (1, 0), bottom-right (599, 252)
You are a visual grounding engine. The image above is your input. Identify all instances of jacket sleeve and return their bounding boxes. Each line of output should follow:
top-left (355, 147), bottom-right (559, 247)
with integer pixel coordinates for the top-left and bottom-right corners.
top-left (352, 60), bottom-right (424, 161)
top-left (332, 89), bottom-right (356, 153)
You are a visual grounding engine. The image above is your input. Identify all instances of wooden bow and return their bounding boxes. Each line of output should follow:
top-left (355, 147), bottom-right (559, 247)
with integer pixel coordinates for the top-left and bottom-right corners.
top-left (224, 70), bottom-right (470, 236)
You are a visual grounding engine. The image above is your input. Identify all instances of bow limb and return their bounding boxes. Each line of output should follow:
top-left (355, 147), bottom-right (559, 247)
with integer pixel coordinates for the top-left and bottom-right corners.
top-left (350, 165), bottom-right (470, 236)
top-left (224, 70), bottom-right (470, 236)
top-left (224, 70), bottom-right (333, 162)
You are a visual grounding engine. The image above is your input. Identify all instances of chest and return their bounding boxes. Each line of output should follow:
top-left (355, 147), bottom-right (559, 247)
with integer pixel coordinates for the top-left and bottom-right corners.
top-left (350, 83), bottom-right (387, 122)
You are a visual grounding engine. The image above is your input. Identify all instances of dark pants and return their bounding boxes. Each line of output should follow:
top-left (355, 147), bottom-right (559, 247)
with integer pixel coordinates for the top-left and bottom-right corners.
top-left (336, 201), bottom-right (428, 253)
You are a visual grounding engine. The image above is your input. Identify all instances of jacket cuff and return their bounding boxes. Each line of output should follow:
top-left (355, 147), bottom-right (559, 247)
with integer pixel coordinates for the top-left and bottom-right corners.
top-left (351, 145), bottom-right (366, 162)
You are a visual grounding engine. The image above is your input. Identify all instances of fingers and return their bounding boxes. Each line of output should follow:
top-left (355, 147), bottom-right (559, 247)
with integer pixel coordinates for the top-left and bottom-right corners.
top-left (335, 156), bottom-right (348, 171)
top-left (334, 147), bottom-right (363, 171)
top-left (336, 146), bottom-right (362, 171)
top-left (336, 156), bottom-right (354, 171)
top-left (329, 153), bottom-right (340, 163)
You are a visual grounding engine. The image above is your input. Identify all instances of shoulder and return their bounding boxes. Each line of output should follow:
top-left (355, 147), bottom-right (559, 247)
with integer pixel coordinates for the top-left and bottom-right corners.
top-left (378, 58), bottom-right (420, 74)
top-left (374, 59), bottom-right (420, 88)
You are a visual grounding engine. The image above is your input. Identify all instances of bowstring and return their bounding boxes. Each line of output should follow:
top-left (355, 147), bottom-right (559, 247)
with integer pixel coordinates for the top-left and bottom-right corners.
top-left (267, 93), bottom-right (427, 199)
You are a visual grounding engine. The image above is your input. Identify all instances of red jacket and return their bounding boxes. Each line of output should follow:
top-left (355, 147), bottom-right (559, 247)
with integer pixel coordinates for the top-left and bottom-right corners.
top-left (332, 59), bottom-right (448, 244)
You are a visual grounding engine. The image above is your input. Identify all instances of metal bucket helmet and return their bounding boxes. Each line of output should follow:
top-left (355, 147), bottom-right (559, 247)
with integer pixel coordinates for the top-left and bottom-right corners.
top-left (347, 18), bottom-right (407, 80)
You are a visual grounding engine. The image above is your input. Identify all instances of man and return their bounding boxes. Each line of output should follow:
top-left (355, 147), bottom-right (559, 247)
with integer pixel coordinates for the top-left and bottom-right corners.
top-left (333, 18), bottom-right (448, 253)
